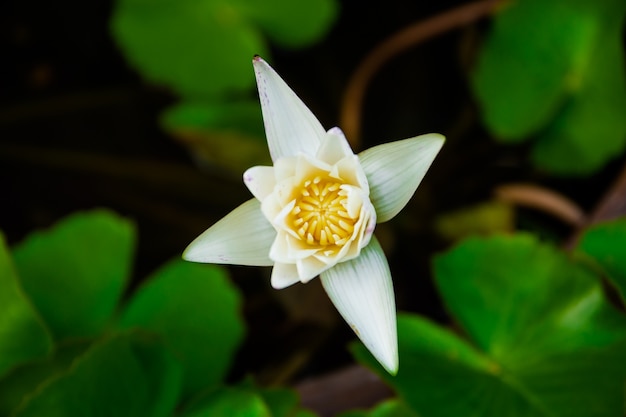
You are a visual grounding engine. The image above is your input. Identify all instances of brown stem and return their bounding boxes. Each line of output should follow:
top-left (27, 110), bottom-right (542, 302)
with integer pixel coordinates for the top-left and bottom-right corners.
top-left (566, 159), bottom-right (626, 248)
top-left (494, 183), bottom-right (587, 227)
top-left (340, 0), bottom-right (502, 148)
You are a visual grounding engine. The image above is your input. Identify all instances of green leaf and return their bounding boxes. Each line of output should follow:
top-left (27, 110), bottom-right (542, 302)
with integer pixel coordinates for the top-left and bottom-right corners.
top-left (354, 315), bottom-right (512, 417)
top-left (294, 410), bottom-right (319, 417)
top-left (434, 201), bottom-right (514, 241)
top-left (162, 100), bottom-right (265, 139)
top-left (0, 340), bottom-right (90, 415)
top-left (472, 0), bottom-right (597, 139)
top-left (181, 386), bottom-right (271, 417)
top-left (131, 333), bottom-right (185, 417)
top-left (256, 387), bottom-right (299, 417)
top-left (435, 234), bottom-right (626, 356)
top-left (111, 0), bottom-right (268, 98)
top-left (12, 210), bottom-right (135, 340)
top-left (161, 100), bottom-right (271, 173)
top-left (118, 259), bottom-right (245, 399)
top-left (369, 400), bottom-right (419, 417)
top-left (338, 399), bottom-right (419, 417)
top-left (12, 332), bottom-right (182, 417)
top-left (0, 233), bottom-right (53, 378)
top-left (354, 234), bottom-right (626, 417)
top-left (471, 0), bottom-right (626, 174)
top-left (240, 0), bottom-right (338, 48)
top-left (577, 217), bottom-right (626, 302)
top-left (530, 17), bottom-right (626, 175)
top-left (236, 378), bottom-right (316, 417)
top-left (110, 0), bottom-right (337, 98)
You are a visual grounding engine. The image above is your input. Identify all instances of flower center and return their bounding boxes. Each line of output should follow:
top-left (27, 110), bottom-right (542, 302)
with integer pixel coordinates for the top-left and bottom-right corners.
top-left (289, 176), bottom-right (357, 247)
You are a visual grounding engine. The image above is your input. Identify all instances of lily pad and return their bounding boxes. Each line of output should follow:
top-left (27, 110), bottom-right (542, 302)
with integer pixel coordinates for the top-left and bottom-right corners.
top-left (110, 0), bottom-right (337, 98)
top-left (577, 217), bottom-right (626, 302)
top-left (180, 386), bottom-right (271, 417)
top-left (161, 100), bottom-right (271, 173)
top-left (338, 399), bottom-right (419, 417)
top-left (118, 259), bottom-right (245, 399)
top-left (235, 378), bottom-right (318, 417)
top-left (256, 386), bottom-right (300, 417)
top-left (354, 234), bottom-right (626, 417)
top-left (530, 20), bottom-right (626, 175)
top-left (0, 233), bottom-right (52, 378)
top-left (0, 340), bottom-right (91, 415)
top-left (471, 0), bottom-right (626, 174)
top-left (12, 210), bottom-right (135, 340)
top-left (12, 332), bottom-right (182, 417)
top-left (240, 0), bottom-right (338, 48)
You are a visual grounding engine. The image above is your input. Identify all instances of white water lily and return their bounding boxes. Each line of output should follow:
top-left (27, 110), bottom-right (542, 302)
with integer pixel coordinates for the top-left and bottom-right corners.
top-left (183, 56), bottom-right (444, 374)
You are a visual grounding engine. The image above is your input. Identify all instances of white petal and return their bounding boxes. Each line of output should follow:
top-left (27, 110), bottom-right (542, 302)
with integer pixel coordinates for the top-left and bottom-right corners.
top-left (183, 199), bottom-right (275, 266)
top-left (317, 127), bottom-right (355, 165)
top-left (253, 56), bottom-right (326, 161)
top-left (271, 262), bottom-right (301, 289)
top-left (334, 155), bottom-right (369, 189)
top-left (320, 236), bottom-right (398, 374)
top-left (359, 133), bottom-right (444, 222)
top-left (243, 166), bottom-right (276, 201)
top-left (297, 256), bottom-right (330, 283)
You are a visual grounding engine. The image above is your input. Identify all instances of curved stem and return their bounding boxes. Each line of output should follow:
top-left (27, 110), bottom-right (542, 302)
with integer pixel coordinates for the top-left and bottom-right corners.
top-left (566, 158), bottom-right (626, 248)
top-left (340, 0), bottom-right (501, 148)
top-left (494, 183), bottom-right (587, 227)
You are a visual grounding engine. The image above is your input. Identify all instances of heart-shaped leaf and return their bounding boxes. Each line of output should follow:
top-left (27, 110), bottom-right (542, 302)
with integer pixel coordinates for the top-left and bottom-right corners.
top-left (354, 234), bottom-right (626, 417)
top-left (12, 210), bottom-right (135, 341)
top-left (12, 331), bottom-right (182, 417)
top-left (577, 217), bottom-right (626, 302)
top-left (471, 0), bottom-right (626, 175)
top-left (118, 259), bottom-right (245, 399)
top-left (110, 0), bottom-right (337, 98)
top-left (0, 233), bottom-right (52, 378)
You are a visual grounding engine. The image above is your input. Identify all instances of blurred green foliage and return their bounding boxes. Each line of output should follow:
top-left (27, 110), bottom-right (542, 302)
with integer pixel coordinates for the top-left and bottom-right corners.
top-left (118, 259), bottom-right (244, 399)
top-left (0, 210), bottom-right (315, 417)
top-left (0, 235), bottom-right (52, 378)
top-left (353, 230), bottom-right (626, 417)
top-left (472, 0), bottom-right (626, 175)
top-left (110, 0), bottom-right (338, 174)
top-left (578, 218), bottom-right (626, 302)
top-left (434, 201), bottom-right (514, 241)
top-left (337, 399), bottom-right (419, 417)
top-left (110, 0), bottom-right (337, 98)
top-left (160, 100), bottom-right (272, 172)
top-left (12, 211), bottom-right (135, 340)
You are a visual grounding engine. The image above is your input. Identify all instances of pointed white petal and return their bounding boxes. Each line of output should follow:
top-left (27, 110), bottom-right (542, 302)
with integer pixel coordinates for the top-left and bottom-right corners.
top-left (271, 262), bottom-right (301, 289)
top-left (297, 256), bottom-right (330, 283)
top-left (244, 166), bottom-right (276, 201)
top-left (253, 56), bottom-right (326, 161)
top-left (320, 236), bottom-right (398, 374)
top-left (183, 199), bottom-right (275, 266)
top-left (317, 127), bottom-right (355, 164)
top-left (359, 133), bottom-right (444, 222)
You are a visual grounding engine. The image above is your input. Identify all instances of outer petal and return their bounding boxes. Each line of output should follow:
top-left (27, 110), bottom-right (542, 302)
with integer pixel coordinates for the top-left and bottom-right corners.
top-left (183, 199), bottom-right (275, 266)
top-left (320, 236), bottom-right (398, 374)
top-left (358, 133), bottom-right (444, 222)
top-left (253, 56), bottom-right (326, 161)
top-left (244, 166), bottom-right (276, 201)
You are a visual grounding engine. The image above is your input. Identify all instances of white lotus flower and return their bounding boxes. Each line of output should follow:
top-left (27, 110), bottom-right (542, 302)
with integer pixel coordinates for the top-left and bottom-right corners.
top-left (183, 56), bottom-right (444, 374)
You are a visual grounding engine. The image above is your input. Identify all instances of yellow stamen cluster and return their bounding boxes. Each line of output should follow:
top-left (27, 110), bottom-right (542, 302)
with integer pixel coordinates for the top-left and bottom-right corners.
top-left (290, 176), bottom-right (356, 247)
